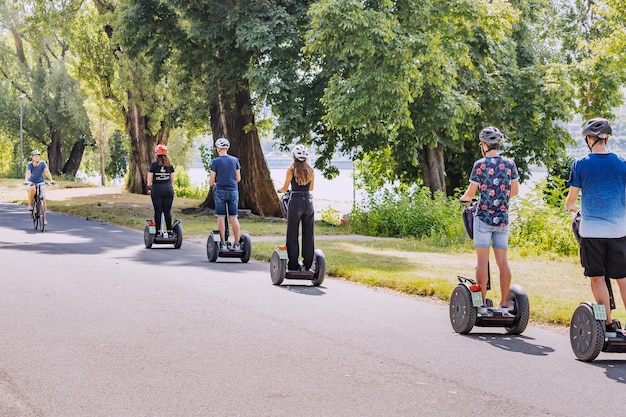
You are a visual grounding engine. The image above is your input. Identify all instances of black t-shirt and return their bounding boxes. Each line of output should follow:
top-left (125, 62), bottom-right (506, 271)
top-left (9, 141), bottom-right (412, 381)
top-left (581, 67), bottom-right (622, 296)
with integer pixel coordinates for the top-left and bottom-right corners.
top-left (149, 161), bottom-right (175, 185)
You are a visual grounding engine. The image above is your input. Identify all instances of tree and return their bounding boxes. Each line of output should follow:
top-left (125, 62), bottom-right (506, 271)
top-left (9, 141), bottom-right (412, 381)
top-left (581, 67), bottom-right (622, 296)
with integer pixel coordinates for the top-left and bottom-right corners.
top-left (265, 0), bottom-right (577, 195)
top-left (70, 0), bottom-right (173, 194)
top-left (0, 0), bottom-right (94, 176)
top-left (105, 129), bottom-right (129, 181)
top-left (114, 0), bottom-right (319, 216)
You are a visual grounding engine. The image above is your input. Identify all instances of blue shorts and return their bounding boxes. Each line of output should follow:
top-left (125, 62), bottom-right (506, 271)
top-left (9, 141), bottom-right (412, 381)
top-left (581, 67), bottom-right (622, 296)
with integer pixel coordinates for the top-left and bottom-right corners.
top-left (214, 189), bottom-right (239, 217)
top-left (473, 217), bottom-right (510, 249)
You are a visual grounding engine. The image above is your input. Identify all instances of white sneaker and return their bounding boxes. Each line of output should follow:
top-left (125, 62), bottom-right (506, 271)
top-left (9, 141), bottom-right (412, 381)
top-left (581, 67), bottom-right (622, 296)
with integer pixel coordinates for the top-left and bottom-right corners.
top-left (500, 305), bottom-right (510, 316)
top-left (233, 243), bottom-right (241, 251)
top-left (478, 305), bottom-right (488, 315)
top-left (220, 243), bottom-right (228, 251)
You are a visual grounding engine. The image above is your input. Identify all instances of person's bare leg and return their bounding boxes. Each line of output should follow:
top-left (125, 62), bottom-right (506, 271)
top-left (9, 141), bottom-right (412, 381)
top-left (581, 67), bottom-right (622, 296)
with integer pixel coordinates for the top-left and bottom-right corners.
top-left (217, 216), bottom-right (226, 244)
top-left (475, 247), bottom-right (490, 303)
top-left (493, 247), bottom-right (511, 307)
top-left (27, 187), bottom-right (35, 210)
top-left (590, 276), bottom-right (612, 324)
top-left (616, 277), bottom-right (626, 314)
top-left (230, 216), bottom-right (240, 244)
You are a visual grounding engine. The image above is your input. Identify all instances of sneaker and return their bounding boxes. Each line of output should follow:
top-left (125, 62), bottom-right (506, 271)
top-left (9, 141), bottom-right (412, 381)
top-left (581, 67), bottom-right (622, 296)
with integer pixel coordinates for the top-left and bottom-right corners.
top-left (478, 305), bottom-right (488, 315)
top-left (233, 243), bottom-right (241, 251)
top-left (606, 320), bottom-right (619, 337)
top-left (44, 219), bottom-right (48, 226)
top-left (28, 206), bottom-right (33, 211)
top-left (220, 243), bottom-right (228, 251)
top-left (500, 305), bottom-right (510, 316)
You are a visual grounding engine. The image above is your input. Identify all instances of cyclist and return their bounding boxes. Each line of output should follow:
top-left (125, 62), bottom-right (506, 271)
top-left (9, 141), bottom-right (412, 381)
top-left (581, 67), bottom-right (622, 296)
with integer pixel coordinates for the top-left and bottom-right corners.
top-left (24, 149), bottom-right (54, 222)
top-left (460, 127), bottom-right (519, 313)
top-left (565, 117), bottom-right (626, 335)
top-left (209, 138), bottom-right (242, 251)
top-left (147, 144), bottom-right (175, 236)
top-left (277, 144), bottom-right (315, 272)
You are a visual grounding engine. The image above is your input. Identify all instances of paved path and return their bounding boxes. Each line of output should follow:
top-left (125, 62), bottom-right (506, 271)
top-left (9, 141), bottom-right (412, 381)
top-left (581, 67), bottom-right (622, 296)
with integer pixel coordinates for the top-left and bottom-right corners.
top-left (0, 201), bottom-right (625, 417)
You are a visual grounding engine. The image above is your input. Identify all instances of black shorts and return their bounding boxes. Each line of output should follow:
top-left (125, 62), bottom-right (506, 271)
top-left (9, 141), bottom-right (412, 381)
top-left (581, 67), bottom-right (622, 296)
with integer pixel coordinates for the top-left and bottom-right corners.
top-left (580, 236), bottom-right (626, 279)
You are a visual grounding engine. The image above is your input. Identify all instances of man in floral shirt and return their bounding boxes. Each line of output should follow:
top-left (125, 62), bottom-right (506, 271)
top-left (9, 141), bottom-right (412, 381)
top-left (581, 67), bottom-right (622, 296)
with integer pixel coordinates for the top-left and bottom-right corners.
top-left (460, 126), bottom-right (519, 313)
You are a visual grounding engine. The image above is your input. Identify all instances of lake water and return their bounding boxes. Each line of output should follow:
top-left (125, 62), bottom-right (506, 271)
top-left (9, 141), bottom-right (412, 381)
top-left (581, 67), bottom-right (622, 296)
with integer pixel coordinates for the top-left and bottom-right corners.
top-left (187, 166), bottom-right (364, 218)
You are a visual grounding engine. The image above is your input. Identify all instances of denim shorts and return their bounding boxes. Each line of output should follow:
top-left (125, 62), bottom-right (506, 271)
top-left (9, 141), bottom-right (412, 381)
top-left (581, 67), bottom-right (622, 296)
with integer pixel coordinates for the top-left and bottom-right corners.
top-left (473, 217), bottom-right (509, 249)
top-left (214, 189), bottom-right (239, 217)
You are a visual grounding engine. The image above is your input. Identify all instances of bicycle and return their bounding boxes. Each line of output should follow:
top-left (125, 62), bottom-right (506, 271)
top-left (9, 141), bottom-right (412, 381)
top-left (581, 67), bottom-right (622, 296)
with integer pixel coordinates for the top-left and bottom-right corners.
top-left (26, 181), bottom-right (53, 232)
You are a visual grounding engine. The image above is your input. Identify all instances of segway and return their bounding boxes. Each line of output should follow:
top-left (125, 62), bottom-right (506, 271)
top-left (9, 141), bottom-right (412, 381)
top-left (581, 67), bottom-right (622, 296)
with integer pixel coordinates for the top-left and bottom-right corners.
top-left (569, 212), bottom-right (626, 361)
top-left (144, 213), bottom-right (183, 249)
top-left (206, 206), bottom-right (251, 263)
top-left (449, 200), bottom-right (530, 334)
top-left (270, 245), bottom-right (326, 287)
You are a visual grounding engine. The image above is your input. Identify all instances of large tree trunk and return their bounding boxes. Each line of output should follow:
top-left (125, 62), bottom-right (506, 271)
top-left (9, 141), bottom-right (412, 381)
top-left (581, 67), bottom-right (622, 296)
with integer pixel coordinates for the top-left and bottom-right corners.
top-left (62, 140), bottom-right (86, 177)
top-left (421, 143), bottom-right (446, 195)
top-left (203, 89), bottom-right (281, 217)
top-left (124, 101), bottom-right (169, 194)
top-left (48, 129), bottom-right (63, 175)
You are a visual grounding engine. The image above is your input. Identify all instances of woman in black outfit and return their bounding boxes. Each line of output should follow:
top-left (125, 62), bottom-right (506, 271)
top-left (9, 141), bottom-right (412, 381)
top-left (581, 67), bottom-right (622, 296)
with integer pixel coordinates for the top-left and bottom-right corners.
top-left (277, 145), bottom-right (315, 271)
top-left (147, 144), bottom-right (175, 235)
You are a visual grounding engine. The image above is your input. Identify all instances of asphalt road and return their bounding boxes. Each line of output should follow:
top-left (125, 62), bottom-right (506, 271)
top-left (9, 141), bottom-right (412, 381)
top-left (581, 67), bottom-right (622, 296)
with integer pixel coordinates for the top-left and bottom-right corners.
top-left (0, 201), bottom-right (624, 417)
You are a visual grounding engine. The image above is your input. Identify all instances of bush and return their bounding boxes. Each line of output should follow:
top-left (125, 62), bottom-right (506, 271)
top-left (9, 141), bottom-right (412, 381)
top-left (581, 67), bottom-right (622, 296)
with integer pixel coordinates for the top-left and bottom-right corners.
top-left (510, 185), bottom-right (579, 257)
top-left (174, 169), bottom-right (209, 200)
top-left (349, 182), bottom-right (578, 257)
top-left (349, 186), bottom-right (467, 246)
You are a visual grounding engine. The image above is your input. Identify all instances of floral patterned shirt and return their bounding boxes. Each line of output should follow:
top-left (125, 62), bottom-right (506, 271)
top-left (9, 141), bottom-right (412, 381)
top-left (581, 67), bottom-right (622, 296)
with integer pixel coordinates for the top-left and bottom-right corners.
top-left (469, 155), bottom-right (519, 227)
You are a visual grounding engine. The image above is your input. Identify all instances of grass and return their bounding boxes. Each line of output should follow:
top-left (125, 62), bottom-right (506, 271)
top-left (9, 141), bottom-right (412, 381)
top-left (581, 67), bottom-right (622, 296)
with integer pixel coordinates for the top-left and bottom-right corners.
top-left (2, 178), bottom-right (622, 328)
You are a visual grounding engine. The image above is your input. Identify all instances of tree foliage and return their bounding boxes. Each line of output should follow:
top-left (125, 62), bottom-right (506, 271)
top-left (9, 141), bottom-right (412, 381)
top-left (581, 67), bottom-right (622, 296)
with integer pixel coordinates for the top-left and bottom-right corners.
top-left (0, 0), bottom-right (94, 176)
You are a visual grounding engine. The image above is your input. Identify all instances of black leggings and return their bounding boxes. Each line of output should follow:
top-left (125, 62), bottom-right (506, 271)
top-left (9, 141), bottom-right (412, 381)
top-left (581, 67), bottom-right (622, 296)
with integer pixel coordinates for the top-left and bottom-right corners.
top-left (286, 195), bottom-right (315, 270)
top-left (151, 183), bottom-right (174, 231)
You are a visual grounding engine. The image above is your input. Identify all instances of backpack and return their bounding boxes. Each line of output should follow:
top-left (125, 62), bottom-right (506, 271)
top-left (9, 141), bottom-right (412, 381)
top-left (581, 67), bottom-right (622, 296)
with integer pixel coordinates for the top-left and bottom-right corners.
top-left (279, 191), bottom-right (290, 218)
top-left (462, 200), bottom-right (478, 240)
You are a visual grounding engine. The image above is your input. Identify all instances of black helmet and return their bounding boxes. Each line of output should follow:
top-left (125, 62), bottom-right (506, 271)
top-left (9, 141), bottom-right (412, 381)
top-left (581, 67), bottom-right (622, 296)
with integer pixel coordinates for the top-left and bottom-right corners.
top-left (582, 118), bottom-right (612, 139)
top-left (479, 126), bottom-right (503, 145)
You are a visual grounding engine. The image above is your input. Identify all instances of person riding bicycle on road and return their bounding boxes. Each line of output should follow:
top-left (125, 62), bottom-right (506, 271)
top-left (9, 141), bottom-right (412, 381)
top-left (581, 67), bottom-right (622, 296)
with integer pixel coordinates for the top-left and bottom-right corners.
top-left (209, 137), bottom-right (242, 251)
top-left (24, 149), bottom-right (54, 217)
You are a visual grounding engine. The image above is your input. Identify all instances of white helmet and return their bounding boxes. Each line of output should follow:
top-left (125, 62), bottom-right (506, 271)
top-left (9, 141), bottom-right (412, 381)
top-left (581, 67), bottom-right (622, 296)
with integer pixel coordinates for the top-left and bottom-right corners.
top-left (215, 137), bottom-right (230, 149)
top-left (292, 144), bottom-right (309, 161)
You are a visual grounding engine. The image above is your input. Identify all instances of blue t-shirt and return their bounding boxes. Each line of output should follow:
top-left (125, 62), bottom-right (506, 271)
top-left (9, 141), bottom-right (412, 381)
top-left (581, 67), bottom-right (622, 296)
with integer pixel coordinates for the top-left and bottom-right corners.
top-left (469, 155), bottom-right (519, 227)
top-left (27, 161), bottom-right (47, 183)
top-left (568, 153), bottom-right (626, 238)
top-left (210, 155), bottom-right (241, 191)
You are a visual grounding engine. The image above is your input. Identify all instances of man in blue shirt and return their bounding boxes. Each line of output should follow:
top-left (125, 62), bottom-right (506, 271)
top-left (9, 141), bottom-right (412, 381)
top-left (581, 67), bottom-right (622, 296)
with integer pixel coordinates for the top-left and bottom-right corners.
top-left (565, 117), bottom-right (626, 335)
top-left (209, 138), bottom-right (242, 251)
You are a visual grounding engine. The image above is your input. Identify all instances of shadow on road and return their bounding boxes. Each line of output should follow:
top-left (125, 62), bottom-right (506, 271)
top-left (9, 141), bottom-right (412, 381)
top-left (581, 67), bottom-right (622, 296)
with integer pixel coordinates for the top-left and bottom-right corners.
top-left (278, 284), bottom-right (327, 296)
top-left (465, 333), bottom-right (555, 356)
top-left (586, 360), bottom-right (626, 384)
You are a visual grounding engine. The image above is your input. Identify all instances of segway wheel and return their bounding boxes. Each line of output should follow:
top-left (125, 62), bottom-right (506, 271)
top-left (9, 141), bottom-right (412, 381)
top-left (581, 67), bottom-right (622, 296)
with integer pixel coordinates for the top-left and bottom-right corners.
top-left (144, 225), bottom-right (154, 249)
top-left (270, 249), bottom-right (286, 285)
top-left (206, 235), bottom-right (219, 262)
top-left (449, 284), bottom-right (476, 334)
top-left (240, 233), bottom-right (251, 263)
top-left (311, 249), bottom-right (326, 287)
top-left (570, 302), bottom-right (604, 362)
top-left (173, 223), bottom-right (183, 249)
top-left (504, 284), bottom-right (530, 335)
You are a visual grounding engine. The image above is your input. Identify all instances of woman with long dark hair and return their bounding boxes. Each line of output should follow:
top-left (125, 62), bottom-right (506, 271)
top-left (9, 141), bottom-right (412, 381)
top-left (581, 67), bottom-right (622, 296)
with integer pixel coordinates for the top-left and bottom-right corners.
top-left (277, 145), bottom-right (315, 271)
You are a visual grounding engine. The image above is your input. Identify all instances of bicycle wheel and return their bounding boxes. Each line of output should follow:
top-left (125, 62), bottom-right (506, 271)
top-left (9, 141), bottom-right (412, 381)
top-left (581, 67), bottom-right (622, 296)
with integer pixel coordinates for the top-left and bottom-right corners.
top-left (32, 198), bottom-right (39, 230)
top-left (39, 199), bottom-right (46, 232)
